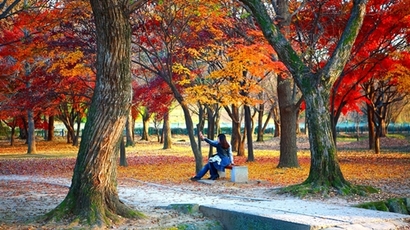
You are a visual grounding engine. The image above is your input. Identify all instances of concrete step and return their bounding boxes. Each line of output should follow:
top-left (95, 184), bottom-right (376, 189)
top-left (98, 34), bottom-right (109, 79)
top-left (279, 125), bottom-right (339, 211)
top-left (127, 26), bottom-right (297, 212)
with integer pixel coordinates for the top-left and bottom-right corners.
top-left (199, 198), bottom-right (410, 230)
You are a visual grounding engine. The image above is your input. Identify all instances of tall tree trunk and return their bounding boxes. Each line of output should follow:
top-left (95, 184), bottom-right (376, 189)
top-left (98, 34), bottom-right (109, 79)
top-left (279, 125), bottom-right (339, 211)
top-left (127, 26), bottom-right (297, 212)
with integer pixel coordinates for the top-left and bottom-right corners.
top-left (47, 115), bottom-right (54, 141)
top-left (275, 0), bottom-right (300, 168)
top-left (10, 126), bottom-right (15, 146)
top-left (141, 111), bottom-right (150, 141)
top-left (256, 103), bottom-right (264, 142)
top-left (165, 80), bottom-right (203, 172)
top-left (374, 126), bottom-right (381, 154)
top-left (180, 102), bottom-right (203, 172)
top-left (73, 113), bottom-right (81, 146)
top-left (277, 74), bottom-right (299, 168)
top-left (126, 111), bottom-right (134, 146)
top-left (27, 109), bottom-right (36, 154)
top-left (162, 111), bottom-right (172, 149)
top-left (244, 105), bottom-right (254, 161)
top-left (207, 106), bottom-right (216, 158)
top-left (45, 0), bottom-right (142, 226)
top-left (119, 136), bottom-right (127, 166)
top-left (226, 104), bottom-right (245, 156)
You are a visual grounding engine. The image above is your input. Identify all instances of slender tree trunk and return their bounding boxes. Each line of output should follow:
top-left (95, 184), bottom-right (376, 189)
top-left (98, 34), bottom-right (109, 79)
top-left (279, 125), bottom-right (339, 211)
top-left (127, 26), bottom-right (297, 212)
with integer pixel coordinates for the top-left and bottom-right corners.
top-left (180, 102), bottom-right (203, 172)
top-left (45, 0), bottom-right (142, 226)
top-left (120, 136), bottom-right (127, 166)
top-left (162, 111), bottom-right (172, 149)
top-left (10, 126), bottom-right (15, 146)
top-left (207, 106), bottom-right (215, 158)
top-left (126, 111), bottom-right (134, 146)
top-left (256, 103), bottom-right (264, 142)
top-left (73, 113), bottom-right (81, 146)
top-left (244, 105), bottom-right (254, 161)
top-left (27, 109), bottom-right (36, 154)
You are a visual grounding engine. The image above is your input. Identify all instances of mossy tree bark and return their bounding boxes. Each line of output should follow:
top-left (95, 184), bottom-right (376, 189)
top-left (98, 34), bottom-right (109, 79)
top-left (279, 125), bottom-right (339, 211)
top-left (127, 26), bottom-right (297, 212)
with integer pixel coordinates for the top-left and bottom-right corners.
top-left (240, 0), bottom-right (372, 195)
top-left (44, 0), bottom-right (144, 227)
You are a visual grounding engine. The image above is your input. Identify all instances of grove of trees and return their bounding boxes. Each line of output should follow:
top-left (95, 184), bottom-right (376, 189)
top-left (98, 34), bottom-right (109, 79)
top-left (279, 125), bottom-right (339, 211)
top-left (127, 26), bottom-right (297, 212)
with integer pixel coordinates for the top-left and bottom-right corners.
top-left (0, 0), bottom-right (409, 227)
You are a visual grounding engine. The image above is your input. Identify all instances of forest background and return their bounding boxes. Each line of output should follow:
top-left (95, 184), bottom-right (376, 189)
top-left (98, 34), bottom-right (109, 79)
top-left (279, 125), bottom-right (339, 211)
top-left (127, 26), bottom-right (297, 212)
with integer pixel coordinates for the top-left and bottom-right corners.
top-left (1, 0), bottom-right (410, 228)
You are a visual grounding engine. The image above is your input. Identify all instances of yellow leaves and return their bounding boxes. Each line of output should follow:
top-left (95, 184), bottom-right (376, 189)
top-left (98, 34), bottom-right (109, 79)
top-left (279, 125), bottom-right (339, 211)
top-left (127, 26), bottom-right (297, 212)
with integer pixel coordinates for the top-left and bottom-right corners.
top-left (172, 63), bottom-right (191, 76)
top-left (48, 50), bottom-right (91, 78)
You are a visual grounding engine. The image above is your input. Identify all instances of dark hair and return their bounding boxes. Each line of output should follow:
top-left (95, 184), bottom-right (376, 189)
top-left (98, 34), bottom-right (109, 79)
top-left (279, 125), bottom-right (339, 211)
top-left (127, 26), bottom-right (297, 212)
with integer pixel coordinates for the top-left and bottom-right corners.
top-left (218, 134), bottom-right (230, 149)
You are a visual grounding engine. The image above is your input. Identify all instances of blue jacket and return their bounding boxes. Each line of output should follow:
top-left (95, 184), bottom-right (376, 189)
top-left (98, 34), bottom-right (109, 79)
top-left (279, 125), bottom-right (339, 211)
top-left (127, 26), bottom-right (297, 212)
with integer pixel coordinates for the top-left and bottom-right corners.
top-left (204, 138), bottom-right (233, 171)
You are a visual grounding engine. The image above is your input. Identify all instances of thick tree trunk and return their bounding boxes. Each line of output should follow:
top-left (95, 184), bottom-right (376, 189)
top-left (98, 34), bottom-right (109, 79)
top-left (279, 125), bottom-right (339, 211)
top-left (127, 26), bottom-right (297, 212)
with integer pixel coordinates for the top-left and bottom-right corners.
top-left (277, 74), bottom-right (299, 168)
top-left (162, 111), bottom-right (172, 149)
top-left (45, 0), bottom-right (142, 226)
top-left (47, 115), bottom-right (54, 141)
top-left (303, 90), bottom-right (348, 190)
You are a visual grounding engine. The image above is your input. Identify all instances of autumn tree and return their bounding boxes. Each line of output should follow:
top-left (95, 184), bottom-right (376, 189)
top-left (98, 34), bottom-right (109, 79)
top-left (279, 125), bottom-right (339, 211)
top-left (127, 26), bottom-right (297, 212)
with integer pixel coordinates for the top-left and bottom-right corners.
top-left (44, 0), bottom-right (147, 226)
top-left (132, 0), bottom-right (235, 171)
top-left (362, 52), bottom-right (410, 153)
top-left (132, 76), bottom-right (174, 148)
top-left (240, 0), bottom-right (377, 195)
top-left (327, 0), bottom-right (410, 147)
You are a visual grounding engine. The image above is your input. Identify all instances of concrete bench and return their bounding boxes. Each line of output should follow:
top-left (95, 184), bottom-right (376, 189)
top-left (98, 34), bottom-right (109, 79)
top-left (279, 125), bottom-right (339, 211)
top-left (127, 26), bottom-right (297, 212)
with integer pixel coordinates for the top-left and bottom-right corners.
top-left (218, 164), bottom-right (248, 183)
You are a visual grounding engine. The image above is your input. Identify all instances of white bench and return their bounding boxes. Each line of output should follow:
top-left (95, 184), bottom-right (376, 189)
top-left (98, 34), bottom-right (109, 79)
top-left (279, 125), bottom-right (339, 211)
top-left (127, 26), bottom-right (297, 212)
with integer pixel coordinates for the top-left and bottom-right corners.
top-left (218, 164), bottom-right (248, 183)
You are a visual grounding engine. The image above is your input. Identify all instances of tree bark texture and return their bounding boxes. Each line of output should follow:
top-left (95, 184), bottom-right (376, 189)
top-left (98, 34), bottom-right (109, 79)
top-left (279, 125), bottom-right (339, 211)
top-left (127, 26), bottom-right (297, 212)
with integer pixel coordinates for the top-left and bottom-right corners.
top-left (277, 74), bottom-right (299, 168)
top-left (45, 0), bottom-right (140, 226)
top-left (256, 103), bottom-right (264, 142)
top-left (27, 109), bottom-right (36, 154)
top-left (141, 110), bottom-right (150, 141)
top-left (227, 104), bottom-right (245, 156)
top-left (162, 111), bottom-right (172, 149)
top-left (126, 111), bottom-right (135, 147)
top-left (304, 88), bottom-right (348, 187)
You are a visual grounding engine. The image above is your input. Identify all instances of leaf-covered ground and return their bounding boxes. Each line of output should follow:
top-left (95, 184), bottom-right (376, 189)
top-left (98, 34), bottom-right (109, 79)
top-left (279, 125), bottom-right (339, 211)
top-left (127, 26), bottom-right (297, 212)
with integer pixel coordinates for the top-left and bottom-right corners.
top-left (0, 135), bottom-right (409, 229)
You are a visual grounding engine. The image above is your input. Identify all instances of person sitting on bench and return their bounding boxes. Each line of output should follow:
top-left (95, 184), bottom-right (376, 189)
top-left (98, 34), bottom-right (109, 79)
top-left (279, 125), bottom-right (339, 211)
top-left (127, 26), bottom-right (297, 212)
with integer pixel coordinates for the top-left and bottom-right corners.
top-left (190, 132), bottom-right (234, 181)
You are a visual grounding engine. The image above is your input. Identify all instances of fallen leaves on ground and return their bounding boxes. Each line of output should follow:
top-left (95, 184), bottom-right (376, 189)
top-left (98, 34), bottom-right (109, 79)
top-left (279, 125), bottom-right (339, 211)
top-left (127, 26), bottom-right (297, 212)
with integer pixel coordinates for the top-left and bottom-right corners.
top-left (1, 140), bottom-right (409, 195)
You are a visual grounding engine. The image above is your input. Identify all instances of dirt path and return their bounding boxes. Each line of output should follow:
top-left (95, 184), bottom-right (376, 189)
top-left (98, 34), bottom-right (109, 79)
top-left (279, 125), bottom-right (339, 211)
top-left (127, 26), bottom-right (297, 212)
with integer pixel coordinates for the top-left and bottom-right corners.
top-left (1, 173), bottom-right (409, 229)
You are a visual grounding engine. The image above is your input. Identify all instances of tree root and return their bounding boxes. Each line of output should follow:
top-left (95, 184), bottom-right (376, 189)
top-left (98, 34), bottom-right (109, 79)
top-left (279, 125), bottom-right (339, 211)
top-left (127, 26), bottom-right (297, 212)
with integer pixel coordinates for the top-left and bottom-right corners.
top-left (278, 181), bottom-right (379, 198)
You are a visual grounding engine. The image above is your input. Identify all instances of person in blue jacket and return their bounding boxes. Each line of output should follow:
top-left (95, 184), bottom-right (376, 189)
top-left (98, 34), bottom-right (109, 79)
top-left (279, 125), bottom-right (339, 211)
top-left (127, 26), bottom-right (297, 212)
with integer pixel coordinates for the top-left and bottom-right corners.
top-left (190, 132), bottom-right (234, 181)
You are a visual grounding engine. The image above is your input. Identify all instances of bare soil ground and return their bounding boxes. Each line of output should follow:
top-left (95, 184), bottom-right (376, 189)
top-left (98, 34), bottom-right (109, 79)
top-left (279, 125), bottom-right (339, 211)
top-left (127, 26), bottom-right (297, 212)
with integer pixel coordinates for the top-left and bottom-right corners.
top-left (0, 136), bottom-right (409, 229)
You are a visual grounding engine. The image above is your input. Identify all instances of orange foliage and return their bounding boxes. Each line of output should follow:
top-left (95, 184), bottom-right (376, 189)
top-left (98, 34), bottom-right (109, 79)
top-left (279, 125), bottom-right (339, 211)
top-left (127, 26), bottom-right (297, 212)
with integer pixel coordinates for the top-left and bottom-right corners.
top-left (0, 140), bottom-right (409, 190)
